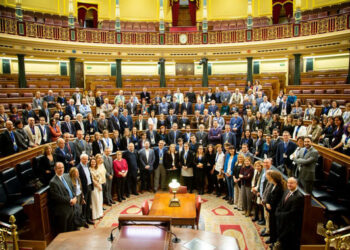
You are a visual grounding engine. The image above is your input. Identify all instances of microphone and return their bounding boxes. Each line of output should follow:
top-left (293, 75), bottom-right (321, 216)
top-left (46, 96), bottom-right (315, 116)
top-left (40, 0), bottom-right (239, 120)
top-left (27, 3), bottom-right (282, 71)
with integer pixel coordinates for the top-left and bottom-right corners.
top-left (107, 226), bottom-right (119, 242)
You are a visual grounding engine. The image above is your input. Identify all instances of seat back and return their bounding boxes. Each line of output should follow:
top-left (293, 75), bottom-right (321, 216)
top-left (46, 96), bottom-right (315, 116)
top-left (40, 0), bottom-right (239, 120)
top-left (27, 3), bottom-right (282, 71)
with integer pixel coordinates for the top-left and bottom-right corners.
top-left (327, 162), bottom-right (346, 191)
top-left (1, 168), bottom-right (17, 183)
top-left (32, 155), bottom-right (44, 178)
top-left (3, 176), bottom-right (22, 198)
top-left (141, 199), bottom-right (149, 215)
top-left (0, 184), bottom-right (8, 208)
top-left (16, 160), bottom-right (35, 185)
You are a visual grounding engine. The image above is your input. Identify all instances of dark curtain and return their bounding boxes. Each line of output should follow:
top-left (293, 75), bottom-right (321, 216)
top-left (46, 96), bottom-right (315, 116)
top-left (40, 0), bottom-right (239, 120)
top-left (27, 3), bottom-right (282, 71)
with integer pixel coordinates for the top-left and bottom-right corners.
top-left (284, 2), bottom-right (293, 19)
top-left (189, 1), bottom-right (197, 26)
top-left (171, 0), bottom-right (180, 26)
top-left (77, 3), bottom-right (98, 28)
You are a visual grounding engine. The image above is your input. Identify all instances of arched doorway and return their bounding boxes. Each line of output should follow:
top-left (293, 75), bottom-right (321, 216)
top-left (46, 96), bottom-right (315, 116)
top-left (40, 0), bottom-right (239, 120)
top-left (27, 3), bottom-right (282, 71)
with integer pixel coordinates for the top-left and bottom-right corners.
top-left (171, 0), bottom-right (199, 27)
top-left (77, 3), bottom-right (98, 28)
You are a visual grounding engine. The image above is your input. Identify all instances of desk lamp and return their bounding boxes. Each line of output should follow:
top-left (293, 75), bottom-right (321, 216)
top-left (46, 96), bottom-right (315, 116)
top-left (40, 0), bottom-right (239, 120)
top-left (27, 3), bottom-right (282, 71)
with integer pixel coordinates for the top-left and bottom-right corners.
top-left (169, 179), bottom-right (180, 207)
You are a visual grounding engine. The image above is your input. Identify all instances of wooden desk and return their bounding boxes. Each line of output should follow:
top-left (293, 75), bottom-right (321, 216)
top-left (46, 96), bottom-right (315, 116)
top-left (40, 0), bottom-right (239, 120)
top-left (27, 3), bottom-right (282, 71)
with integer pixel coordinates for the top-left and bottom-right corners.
top-left (46, 227), bottom-right (239, 250)
top-left (149, 193), bottom-right (196, 228)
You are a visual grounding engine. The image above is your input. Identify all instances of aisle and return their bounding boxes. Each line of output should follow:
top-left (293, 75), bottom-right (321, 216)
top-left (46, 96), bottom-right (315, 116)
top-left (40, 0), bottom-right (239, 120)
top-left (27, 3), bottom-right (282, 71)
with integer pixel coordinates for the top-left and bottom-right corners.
top-left (92, 192), bottom-right (267, 250)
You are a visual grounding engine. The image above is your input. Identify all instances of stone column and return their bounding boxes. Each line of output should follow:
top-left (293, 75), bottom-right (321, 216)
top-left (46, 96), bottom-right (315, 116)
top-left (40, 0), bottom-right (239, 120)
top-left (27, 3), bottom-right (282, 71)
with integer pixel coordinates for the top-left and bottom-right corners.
top-left (247, 57), bottom-right (253, 83)
top-left (294, 54), bottom-right (301, 85)
top-left (159, 58), bottom-right (166, 87)
top-left (116, 59), bottom-right (122, 88)
top-left (69, 57), bottom-right (76, 88)
top-left (17, 54), bottom-right (26, 88)
top-left (201, 58), bottom-right (208, 87)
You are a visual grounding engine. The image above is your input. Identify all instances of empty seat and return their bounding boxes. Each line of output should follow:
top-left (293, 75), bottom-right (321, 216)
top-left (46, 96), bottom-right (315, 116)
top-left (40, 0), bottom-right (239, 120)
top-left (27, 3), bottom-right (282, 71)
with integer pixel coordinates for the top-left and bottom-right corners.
top-left (0, 93), bottom-right (7, 98)
top-left (302, 89), bottom-right (313, 94)
top-left (28, 84), bottom-right (37, 88)
top-left (292, 90), bottom-right (301, 94)
top-left (51, 84), bottom-right (59, 88)
top-left (16, 161), bottom-right (38, 194)
top-left (313, 81), bottom-right (322, 85)
top-left (6, 84), bottom-right (15, 88)
top-left (301, 82), bottom-right (311, 85)
top-left (326, 89), bottom-right (336, 94)
top-left (9, 93), bottom-right (20, 97)
top-left (0, 184), bottom-right (24, 223)
top-left (344, 89), bottom-right (350, 94)
top-left (23, 93), bottom-right (33, 97)
top-left (314, 89), bottom-right (324, 94)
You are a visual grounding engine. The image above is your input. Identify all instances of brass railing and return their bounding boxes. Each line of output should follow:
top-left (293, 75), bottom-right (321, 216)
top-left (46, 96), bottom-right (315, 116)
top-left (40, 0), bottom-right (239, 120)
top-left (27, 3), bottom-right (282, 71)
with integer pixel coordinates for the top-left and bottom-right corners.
top-left (324, 221), bottom-right (350, 250)
top-left (0, 216), bottom-right (19, 250)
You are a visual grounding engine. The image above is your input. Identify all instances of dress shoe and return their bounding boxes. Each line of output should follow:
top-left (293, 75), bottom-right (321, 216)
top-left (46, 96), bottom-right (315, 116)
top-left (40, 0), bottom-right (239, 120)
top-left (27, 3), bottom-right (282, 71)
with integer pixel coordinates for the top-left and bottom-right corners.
top-left (126, 194), bottom-right (130, 198)
top-left (216, 193), bottom-right (221, 197)
top-left (107, 203), bottom-right (112, 206)
top-left (133, 192), bottom-right (139, 196)
top-left (223, 196), bottom-right (229, 200)
top-left (87, 220), bottom-right (95, 225)
top-left (258, 220), bottom-right (266, 225)
top-left (260, 228), bottom-right (266, 234)
top-left (265, 238), bottom-right (272, 244)
top-left (83, 223), bottom-right (89, 228)
top-left (252, 217), bottom-right (258, 222)
top-left (103, 207), bottom-right (106, 211)
top-left (118, 199), bottom-right (122, 202)
top-left (122, 197), bottom-right (126, 200)
top-left (110, 201), bottom-right (116, 204)
top-left (207, 190), bottom-right (213, 194)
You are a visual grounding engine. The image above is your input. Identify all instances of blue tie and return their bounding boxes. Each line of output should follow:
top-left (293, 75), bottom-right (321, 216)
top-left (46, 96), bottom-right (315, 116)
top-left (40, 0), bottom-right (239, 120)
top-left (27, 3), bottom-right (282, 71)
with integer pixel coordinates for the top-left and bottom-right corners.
top-left (303, 149), bottom-right (308, 157)
top-left (10, 132), bottom-right (18, 151)
top-left (61, 176), bottom-right (73, 199)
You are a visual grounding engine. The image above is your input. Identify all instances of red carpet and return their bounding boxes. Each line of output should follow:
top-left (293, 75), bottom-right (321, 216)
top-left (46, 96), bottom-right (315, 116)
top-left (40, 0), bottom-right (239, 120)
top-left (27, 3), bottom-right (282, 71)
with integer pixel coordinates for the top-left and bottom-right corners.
top-left (170, 26), bottom-right (197, 32)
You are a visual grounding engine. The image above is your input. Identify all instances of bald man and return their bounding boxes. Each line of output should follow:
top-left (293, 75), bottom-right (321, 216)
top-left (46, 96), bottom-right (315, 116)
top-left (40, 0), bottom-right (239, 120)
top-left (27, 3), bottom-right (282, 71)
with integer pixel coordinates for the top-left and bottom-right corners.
top-left (275, 177), bottom-right (304, 250)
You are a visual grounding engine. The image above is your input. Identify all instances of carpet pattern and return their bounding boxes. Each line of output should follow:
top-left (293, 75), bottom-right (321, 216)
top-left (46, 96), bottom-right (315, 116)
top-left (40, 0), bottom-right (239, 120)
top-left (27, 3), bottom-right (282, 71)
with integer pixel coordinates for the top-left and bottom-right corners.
top-left (92, 192), bottom-right (267, 249)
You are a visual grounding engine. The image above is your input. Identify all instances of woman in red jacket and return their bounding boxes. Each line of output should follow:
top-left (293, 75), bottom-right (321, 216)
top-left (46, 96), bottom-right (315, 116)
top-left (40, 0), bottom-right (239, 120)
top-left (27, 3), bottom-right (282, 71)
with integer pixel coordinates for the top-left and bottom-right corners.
top-left (113, 151), bottom-right (128, 202)
top-left (49, 118), bottom-right (62, 142)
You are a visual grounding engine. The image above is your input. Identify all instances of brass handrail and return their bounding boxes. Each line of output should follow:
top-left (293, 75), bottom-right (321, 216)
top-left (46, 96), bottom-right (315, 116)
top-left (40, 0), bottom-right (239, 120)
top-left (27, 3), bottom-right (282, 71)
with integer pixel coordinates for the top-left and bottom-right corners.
top-left (324, 220), bottom-right (350, 250)
top-left (0, 216), bottom-right (19, 250)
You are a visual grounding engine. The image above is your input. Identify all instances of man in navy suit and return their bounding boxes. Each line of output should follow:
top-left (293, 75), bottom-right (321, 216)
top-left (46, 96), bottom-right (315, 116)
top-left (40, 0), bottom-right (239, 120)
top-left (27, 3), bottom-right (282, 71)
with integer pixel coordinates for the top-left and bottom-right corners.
top-left (37, 116), bottom-right (51, 145)
top-left (208, 100), bottom-right (218, 115)
top-left (221, 124), bottom-right (236, 147)
top-left (61, 115), bottom-right (76, 138)
top-left (38, 101), bottom-right (51, 124)
top-left (276, 131), bottom-right (297, 177)
top-left (278, 95), bottom-right (291, 117)
top-left (167, 123), bottom-right (182, 145)
top-left (123, 143), bottom-right (139, 195)
top-left (166, 108), bottom-right (178, 129)
top-left (119, 109), bottom-right (133, 134)
top-left (146, 123), bottom-right (159, 147)
top-left (140, 87), bottom-right (151, 104)
top-left (153, 140), bottom-right (168, 192)
top-left (108, 109), bottom-right (120, 132)
top-left (55, 138), bottom-right (75, 173)
top-left (169, 97), bottom-right (180, 115)
top-left (181, 96), bottom-right (193, 115)
top-left (229, 112), bottom-right (243, 148)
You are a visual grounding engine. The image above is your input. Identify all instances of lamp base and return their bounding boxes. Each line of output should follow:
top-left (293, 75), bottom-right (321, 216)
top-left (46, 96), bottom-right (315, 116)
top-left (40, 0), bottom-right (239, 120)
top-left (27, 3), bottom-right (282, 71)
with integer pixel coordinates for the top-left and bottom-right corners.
top-left (169, 198), bottom-right (180, 207)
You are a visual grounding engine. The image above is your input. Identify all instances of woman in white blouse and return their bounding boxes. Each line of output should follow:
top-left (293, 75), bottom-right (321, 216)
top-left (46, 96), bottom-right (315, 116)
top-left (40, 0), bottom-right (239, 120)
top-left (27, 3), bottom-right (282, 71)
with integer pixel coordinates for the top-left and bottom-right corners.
top-left (102, 130), bottom-right (113, 151)
top-left (213, 144), bottom-right (225, 197)
top-left (328, 100), bottom-right (342, 117)
top-left (147, 110), bottom-right (158, 130)
top-left (303, 102), bottom-right (316, 120)
top-left (90, 156), bottom-right (106, 221)
top-left (173, 88), bottom-right (184, 104)
top-left (342, 103), bottom-right (350, 125)
top-left (292, 118), bottom-right (307, 139)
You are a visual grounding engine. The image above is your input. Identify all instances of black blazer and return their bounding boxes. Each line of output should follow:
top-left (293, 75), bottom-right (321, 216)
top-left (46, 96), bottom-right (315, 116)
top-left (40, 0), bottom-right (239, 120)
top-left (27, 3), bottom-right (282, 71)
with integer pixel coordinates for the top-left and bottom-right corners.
top-left (278, 102), bottom-right (292, 115)
top-left (39, 155), bottom-right (56, 184)
top-left (134, 119), bottom-right (148, 131)
top-left (275, 189), bottom-right (304, 242)
top-left (108, 116), bottom-right (120, 132)
top-left (37, 124), bottom-right (51, 144)
top-left (153, 147), bottom-right (168, 170)
top-left (276, 140), bottom-right (297, 167)
top-left (146, 130), bottom-right (159, 147)
top-left (122, 150), bottom-right (139, 176)
top-left (166, 115), bottom-right (178, 129)
top-left (92, 140), bottom-right (105, 156)
top-left (74, 121), bottom-right (84, 133)
top-left (157, 119), bottom-right (167, 129)
top-left (61, 121), bottom-right (76, 136)
top-left (95, 96), bottom-right (104, 107)
top-left (164, 152), bottom-right (180, 170)
top-left (266, 184), bottom-right (285, 213)
top-left (168, 130), bottom-right (182, 145)
top-left (140, 92), bottom-right (151, 103)
top-left (39, 108), bottom-right (51, 122)
top-left (180, 150), bottom-right (195, 168)
top-left (253, 138), bottom-right (265, 158)
top-left (54, 147), bottom-right (73, 171)
top-left (121, 136), bottom-right (131, 151)
top-left (169, 102), bottom-right (180, 115)
top-left (77, 163), bottom-right (94, 194)
top-left (194, 155), bottom-right (207, 171)
top-left (0, 130), bottom-right (20, 156)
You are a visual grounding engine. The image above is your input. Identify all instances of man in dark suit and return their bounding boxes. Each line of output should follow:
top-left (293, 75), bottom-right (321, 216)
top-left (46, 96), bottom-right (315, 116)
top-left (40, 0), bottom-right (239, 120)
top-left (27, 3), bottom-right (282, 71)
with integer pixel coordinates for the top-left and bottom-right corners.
top-left (153, 140), bottom-right (168, 192)
top-left (103, 148), bottom-right (115, 205)
top-left (64, 133), bottom-right (76, 169)
top-left (166, 108), bottom-right (178, 129)
top-left (180, 143), bottom-right (195, 193)
top-left (294, 137), bottom-right (319, 193)
top-left (146, 123), bottom-right (159, 148)
top-left (126, 97), bottom-right (137, 116)
top-left (123, 143), bottom-right (139, 195)
top-left (169, 97), bottom-right (180, 115)
top-left (38, 101), bottom-right (51, 124)
top-left (97, 113), bottom-right (109, 133)
top-left (49, 162), bottom-right (77, 233)
top-left (92, 132), bottom-right (105, 156)
top-left (138, 141), bottom-right (155, 192)
top-left (119, 109), bottom-right (133, 134)
top-left (22, 103), bottom-right (38, 125)
top-left (185, 87), bottom-right (196, 104)
top-left (271, 129), bottom-right (282, 165)
top-left (108, 110), bottom-right (120, 132)
top-left (167, 123), bottom-right (182, 145)
top-left (55, 138), bottom-right (75, 173)
top-left (182, 124), bottom-right (193, 143)
top-left (181, 97), bottom-right (193, 115)
top-left (0, 121), bottom-right (21, 157)
top-left (37, 116), bottom-right (51, 145)
top-left (140, 87), bottom-right (151, 104)
top-left (73, 130), bottom-right (88, 163)
top-left (135, 114), bottom-right (148, 131)
top-left (195, 124), bottom-right (208, 147)
top-left (61, 115), bottom-right (76, 138)
top-left (275, 177), bottom-right (304, 250)
top-left (221, 124), bottom-right (236, 147)
top-left (77, 154), bottom-right (94, 225)
top-left (278, 95), bottom-right (291, 116)
top-left (276, 131), bottom-right (297, 177)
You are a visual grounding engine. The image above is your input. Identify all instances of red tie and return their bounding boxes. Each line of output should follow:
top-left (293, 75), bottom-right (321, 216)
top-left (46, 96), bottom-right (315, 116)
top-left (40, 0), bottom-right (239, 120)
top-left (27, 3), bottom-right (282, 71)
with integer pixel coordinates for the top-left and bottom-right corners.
top-left (284, 191), bottom-right (292, 202)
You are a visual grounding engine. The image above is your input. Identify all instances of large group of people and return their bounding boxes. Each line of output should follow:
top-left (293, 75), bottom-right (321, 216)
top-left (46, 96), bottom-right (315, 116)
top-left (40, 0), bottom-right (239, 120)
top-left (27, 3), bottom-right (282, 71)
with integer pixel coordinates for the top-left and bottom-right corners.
top-left (0, 82), bottom-right (348, 249)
